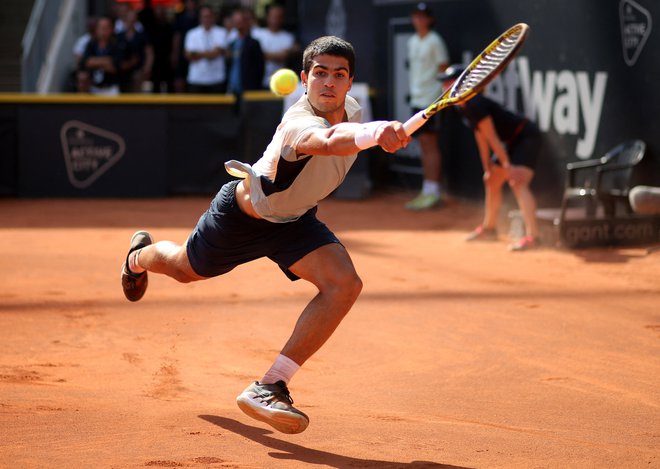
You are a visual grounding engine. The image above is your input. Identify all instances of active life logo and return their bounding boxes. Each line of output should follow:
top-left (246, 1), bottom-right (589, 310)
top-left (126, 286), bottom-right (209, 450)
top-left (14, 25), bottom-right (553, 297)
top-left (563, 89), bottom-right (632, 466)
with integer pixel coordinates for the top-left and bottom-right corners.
top-left (620, 0), bottom-right (652, 66)
top-left (60, 120), bottom-right (125, 189)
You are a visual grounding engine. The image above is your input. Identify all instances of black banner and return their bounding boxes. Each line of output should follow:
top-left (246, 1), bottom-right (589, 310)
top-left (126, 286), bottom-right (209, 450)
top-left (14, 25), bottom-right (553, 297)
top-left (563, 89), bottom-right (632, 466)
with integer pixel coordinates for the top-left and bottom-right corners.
top-left (18, 107), bottom-right (168, 197)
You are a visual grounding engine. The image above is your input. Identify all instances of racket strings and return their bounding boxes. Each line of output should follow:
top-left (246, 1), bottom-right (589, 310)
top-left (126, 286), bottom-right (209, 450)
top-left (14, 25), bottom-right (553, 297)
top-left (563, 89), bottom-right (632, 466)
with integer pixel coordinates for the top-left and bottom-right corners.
top-left (453, 29), bottom-right (525, 97)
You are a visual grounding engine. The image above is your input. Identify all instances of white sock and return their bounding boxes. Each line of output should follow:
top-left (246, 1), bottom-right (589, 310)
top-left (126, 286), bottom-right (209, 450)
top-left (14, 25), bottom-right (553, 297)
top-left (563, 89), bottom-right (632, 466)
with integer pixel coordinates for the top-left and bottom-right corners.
top-left (261, 354), bottom-right (300, 385)
top-left (128, 250), bottom-right (146, 274)
top-left (422, 180), bottom-right (441, 196)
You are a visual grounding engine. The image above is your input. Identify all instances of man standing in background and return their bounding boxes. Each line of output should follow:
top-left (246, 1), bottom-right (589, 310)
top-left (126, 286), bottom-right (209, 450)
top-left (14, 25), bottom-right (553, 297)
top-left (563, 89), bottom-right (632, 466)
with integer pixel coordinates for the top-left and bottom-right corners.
top-left (226, 7), bottom-right (265, 95)
top-left (405, 2), bottom-right (449, 210)
top-left (253, 3), bottom-right (300, 89)
top-left (185, 5), bottom-right (228, 93)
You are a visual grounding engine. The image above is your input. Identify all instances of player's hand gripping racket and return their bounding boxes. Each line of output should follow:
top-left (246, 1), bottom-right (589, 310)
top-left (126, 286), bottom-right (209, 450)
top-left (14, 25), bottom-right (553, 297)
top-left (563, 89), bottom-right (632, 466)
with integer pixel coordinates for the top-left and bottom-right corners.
top-left (403, 23), bottom-right (530, 136)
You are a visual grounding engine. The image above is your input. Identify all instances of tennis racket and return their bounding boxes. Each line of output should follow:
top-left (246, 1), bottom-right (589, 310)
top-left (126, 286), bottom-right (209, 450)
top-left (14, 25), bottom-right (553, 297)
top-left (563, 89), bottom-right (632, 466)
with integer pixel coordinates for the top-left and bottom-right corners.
top-left (403, 23), bottom-right (530, 136)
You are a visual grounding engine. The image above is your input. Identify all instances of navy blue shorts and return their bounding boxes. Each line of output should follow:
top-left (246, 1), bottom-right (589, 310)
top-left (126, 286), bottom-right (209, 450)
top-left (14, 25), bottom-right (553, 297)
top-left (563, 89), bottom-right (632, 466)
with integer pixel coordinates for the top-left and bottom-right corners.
top-left (186, 180), bottom-right (341, 281)
top-left (502, 121), bottom-right (541, 170)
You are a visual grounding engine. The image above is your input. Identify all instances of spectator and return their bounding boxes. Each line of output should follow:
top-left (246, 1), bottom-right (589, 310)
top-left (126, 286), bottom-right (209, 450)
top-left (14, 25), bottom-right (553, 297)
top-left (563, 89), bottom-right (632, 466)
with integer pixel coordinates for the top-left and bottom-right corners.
top-left (114, 1), bottom-right (144, 34)
top-left (78, 16), bottom-right (123, 95)
top-left (172, 0), bottom-right (199, 93)
top-left (117, 9), bottom-right (150, 92)
top-left (405, 2), bottom-right (449, 211)
top-left (226, 7), bottom-right (265, 95)
top-left (73, 17), bottom-right (97, 70)
top-left (441, 65), bottom-right (542, 251)
top-left (184, 5), bottom-right (228, 93)
top-left (137, 0), bottom-right (157, 37)
top-left (145, 5), bottom-right (175, 93)
top-left (227, 4), bottom-right (259, 44)
top-left (253, 3), bottom-right (299, 89)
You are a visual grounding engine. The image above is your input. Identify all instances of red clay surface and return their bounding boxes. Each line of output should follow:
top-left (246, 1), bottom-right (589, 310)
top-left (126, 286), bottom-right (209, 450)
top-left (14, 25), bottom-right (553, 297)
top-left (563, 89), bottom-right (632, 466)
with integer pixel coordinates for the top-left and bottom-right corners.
top-left (1, 192), bottom-right (659, 468)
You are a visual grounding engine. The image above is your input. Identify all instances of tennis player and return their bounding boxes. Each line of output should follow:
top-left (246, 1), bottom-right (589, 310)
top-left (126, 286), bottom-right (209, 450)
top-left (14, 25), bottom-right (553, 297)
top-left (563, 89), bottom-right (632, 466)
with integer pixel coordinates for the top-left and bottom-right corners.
top-left (121, 36), bottom-right (410, 434)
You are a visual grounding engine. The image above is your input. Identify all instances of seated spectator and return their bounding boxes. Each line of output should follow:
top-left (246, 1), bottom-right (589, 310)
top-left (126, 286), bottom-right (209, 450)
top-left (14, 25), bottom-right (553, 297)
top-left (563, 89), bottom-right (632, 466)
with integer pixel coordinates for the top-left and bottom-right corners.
top-left (226, 7), bottom-right (264, 95)
top-left (253, 3), bottom-right (299, 89)
top-left (77, 17), bottom-right (123, 95)
top-left (184, 5), bottom-right (228, 93)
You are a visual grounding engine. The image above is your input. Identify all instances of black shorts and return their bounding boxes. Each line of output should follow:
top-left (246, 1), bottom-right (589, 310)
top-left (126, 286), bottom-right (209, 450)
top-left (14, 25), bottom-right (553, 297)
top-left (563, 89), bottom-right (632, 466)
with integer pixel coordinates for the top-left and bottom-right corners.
top-left (186, 180), bottom-right (340, 281)
top-left (412, 107), bottom-right (441, 134)
top-left (496, 121), bottom-right (541, 170)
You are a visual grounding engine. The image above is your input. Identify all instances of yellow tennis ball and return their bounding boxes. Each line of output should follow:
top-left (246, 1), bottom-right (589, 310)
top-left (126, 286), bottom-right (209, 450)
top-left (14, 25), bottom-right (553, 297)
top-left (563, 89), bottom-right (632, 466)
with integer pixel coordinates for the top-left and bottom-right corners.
top-left (269, 68), bottom-right (299, 96)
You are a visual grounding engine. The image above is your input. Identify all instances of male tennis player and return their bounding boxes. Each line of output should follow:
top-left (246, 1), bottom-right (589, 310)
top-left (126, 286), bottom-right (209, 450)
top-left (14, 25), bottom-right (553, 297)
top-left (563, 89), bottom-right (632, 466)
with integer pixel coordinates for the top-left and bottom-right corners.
top-left (121, 36), bottom-right (410, 434)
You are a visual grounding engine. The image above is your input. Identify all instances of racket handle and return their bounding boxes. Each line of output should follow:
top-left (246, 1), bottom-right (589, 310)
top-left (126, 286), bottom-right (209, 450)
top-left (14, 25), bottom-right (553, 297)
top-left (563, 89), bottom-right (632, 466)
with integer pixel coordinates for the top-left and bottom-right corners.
top-left (403, 111), bottom-right (428, 136)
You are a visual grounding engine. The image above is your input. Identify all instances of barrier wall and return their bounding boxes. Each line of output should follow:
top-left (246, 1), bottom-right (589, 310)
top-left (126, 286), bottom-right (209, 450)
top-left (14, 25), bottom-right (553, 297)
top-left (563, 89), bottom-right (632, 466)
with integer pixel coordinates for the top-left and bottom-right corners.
top-left (0, 86), bottom-right (375, 198)
top-left (0, 93), bottom-right (280, 197)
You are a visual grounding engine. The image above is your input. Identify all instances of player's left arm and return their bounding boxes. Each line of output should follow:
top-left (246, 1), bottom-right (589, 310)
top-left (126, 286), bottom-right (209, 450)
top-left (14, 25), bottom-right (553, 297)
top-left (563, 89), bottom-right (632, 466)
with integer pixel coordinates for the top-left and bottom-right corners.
top-left (295, 121), bottom-right (411, 157)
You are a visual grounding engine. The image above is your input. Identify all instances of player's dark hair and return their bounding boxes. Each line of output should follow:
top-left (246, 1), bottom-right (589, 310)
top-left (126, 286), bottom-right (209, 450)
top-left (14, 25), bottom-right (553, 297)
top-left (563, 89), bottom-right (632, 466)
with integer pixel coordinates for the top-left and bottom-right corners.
top-left (302, 36), bottom-right (355, 78)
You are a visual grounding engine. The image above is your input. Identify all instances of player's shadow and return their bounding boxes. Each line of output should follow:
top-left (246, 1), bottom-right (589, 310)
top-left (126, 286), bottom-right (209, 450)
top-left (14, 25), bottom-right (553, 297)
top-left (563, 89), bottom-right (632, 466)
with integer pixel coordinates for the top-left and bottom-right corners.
top-left (199, 415), bottom-right (472, 469)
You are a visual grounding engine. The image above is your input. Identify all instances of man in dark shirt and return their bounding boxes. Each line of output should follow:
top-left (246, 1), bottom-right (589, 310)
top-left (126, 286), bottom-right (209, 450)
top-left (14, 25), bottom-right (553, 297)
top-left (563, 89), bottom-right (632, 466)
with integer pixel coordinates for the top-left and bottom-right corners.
top-left (226, 7), bottom-right (265, 95)
top-left (78, 16), bottom-right (123, 94)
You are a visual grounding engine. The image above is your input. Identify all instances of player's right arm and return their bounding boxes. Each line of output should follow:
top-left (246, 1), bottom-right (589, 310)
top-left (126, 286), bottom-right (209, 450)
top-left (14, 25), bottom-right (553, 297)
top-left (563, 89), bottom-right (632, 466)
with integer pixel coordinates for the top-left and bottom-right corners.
top-left (295, 121), bottom-right (411, 157)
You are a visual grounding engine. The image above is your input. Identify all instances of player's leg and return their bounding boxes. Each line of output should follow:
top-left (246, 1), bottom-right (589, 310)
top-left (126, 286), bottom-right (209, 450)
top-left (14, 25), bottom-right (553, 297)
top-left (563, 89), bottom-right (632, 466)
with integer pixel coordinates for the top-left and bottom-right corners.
top-left (121, 232), bottom-right (206, 302)
top-left (486, 165), bottom-right (510, 228)
top-left (132, 239), bottom-right (206, 283)
top-left (406, 124), bottom-right (443, 210)
top-left (506, 126), bottom-right (541, 250)
top-left (508, 166), bottom-right (539, 250)
top-left (419, 132), bottom-right (442, 187)
top-left (121, 181), bottom-right (250, 301)
top-left (279, 242), bottom-right (362, 366)
top-left (467, 166), bottom-right (507, 241)
top-left (236, 242), bottom-right (362, 434)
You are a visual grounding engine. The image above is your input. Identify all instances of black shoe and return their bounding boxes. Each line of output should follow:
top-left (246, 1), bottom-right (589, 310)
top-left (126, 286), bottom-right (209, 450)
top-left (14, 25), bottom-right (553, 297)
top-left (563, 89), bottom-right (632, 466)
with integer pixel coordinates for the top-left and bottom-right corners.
top-left (236, 381), bottom-right (309, 434)
top-left (121, 231), bottom-right (153, 302)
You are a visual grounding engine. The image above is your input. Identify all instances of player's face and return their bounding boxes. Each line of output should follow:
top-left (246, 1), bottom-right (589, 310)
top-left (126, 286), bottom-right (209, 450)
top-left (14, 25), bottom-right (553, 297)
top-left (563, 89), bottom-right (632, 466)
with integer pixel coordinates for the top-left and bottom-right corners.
top-left (302, 55), bottom-right (353, 119)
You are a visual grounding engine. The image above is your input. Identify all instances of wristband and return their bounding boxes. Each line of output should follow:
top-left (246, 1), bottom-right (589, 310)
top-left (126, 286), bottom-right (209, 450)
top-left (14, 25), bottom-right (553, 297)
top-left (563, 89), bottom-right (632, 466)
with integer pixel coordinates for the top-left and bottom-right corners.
top-left (354, 121), bottom-right (388, 150)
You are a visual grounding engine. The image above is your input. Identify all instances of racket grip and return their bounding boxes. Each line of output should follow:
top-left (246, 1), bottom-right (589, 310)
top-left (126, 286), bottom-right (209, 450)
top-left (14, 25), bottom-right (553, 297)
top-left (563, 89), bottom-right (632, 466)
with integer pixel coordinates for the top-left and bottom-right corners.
top-left (403, 111), bottom-right (428, 136)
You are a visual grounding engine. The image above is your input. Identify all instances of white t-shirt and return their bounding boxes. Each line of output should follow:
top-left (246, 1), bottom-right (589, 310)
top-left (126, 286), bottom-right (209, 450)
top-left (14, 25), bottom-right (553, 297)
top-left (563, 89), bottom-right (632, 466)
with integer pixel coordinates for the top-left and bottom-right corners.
top-left (224, 94), bottom-right (363, 222)
top-left (73, 33), bottom-right (91, 58)
top-left (408, 31), bottom-right (449, 108)
top-left (253, 27), bottom-right (296, 87)
top-left (185, 25), bottom-right (229, 85)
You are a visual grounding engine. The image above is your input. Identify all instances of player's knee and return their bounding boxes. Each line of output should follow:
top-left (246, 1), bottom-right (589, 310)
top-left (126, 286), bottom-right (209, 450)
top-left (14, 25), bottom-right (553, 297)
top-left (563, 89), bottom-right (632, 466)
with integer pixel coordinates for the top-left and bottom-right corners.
top-left (328, 268), bottom-right (363, 302)
top-left (485, 175), bottom-right (503, 189)
top-left (173, 271), bottom-right (193, 283)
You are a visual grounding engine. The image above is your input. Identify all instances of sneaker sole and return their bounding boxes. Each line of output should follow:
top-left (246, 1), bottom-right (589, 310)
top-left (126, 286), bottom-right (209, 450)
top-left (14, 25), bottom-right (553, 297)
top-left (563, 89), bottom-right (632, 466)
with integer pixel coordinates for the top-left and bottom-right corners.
top-left (121, 231), bottom-right (154, 302)
top-left (405, 202), bottom-right (442, 211)
top-left (236, 395), bottom-right (309, 434)
top-left (130, 230), bottom-right (154, 252)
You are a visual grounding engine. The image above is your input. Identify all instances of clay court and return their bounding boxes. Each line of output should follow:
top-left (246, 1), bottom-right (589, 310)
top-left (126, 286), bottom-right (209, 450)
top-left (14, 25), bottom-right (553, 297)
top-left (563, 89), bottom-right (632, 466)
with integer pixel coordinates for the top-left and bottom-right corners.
top-left (1, 193), bottom-right (659, 468)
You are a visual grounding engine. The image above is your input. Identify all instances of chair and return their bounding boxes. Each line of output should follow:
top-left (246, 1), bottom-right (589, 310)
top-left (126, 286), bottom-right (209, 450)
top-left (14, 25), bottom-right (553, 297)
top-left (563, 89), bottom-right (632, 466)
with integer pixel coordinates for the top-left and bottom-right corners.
top-left (559, 140), bottom-right (646, 222)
